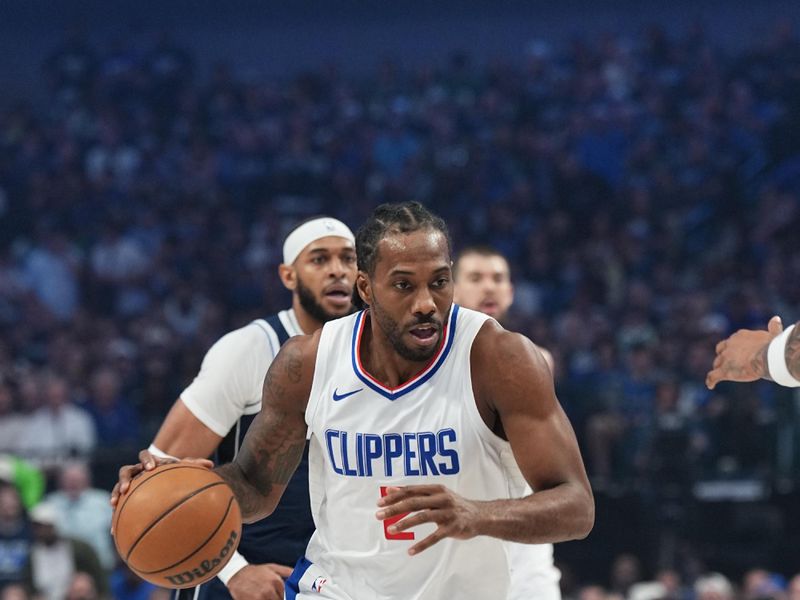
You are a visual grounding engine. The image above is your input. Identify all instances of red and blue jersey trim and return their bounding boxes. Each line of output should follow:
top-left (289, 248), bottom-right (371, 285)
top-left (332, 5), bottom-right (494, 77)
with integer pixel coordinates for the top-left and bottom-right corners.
top-left (350, 304), bottom-right (459, 400)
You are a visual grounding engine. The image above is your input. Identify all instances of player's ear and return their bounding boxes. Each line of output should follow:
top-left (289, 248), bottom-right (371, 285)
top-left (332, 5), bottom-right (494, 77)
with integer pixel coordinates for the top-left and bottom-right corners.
top-left (279, 264), bottom-right (297, 291)
top-left (356, 272), bottom-right (372, 306)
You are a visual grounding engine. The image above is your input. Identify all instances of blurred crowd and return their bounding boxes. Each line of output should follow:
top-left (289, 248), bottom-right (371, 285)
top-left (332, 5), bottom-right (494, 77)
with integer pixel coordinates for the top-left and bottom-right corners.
top-left (1, 18), bottom-right (800, 600)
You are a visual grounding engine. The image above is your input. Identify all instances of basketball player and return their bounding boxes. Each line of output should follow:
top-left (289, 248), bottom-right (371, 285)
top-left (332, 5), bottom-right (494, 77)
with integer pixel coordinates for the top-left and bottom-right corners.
top-left (114, 202), bottom-right (594, 599)
top-left (453, 245), bottom-right (562, 600)
top-left (706, 315), bottom-right (800, 389)
top-left (149, 217), bottom-right (357, 600)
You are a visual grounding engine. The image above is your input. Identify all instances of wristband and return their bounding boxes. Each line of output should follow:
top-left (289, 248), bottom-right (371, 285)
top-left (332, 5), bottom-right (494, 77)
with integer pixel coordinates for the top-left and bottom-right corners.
top-left (767, 324), bottom-right (800, 387)
top-left (147, 444), bottom-right (177, 459)
top-left (217, 550), bottom-right (249, 585)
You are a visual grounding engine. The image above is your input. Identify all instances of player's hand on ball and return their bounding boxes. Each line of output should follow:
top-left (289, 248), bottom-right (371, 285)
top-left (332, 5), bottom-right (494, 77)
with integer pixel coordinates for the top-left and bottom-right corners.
top-left (110, 448), bottom-right (214, 513)
top-left (376, 484), bottom-right (482, 555)
top-left (228, 563), bottom-right (294, 600)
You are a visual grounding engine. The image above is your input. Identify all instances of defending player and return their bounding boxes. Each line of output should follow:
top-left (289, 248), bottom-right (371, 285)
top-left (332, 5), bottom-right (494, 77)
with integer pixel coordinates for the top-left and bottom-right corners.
top-left (150, 217), bottom-right (357, 600)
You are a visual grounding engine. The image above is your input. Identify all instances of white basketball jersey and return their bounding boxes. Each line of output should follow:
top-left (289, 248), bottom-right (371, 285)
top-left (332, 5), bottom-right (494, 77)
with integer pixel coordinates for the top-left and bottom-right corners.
top-left (294, 305), bottom-right (513, 600)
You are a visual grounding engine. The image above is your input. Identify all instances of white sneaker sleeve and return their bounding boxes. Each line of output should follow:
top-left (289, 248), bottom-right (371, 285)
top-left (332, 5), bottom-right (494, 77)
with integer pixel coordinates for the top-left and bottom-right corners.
top-left (180, 323), bottom-right (278, 437)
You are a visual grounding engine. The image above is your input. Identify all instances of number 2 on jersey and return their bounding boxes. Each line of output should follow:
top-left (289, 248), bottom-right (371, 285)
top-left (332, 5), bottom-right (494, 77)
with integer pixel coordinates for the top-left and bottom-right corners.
top-left (380, 486), bottom-right (415, 540)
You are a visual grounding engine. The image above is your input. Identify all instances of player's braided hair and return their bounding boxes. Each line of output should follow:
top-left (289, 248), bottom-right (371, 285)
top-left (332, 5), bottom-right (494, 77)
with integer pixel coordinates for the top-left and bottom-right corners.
top-left (355, 201), bottom-right (452, 276)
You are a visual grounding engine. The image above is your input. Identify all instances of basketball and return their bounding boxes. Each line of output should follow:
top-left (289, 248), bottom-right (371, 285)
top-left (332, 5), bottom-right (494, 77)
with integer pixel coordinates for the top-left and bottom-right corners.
top-left (112, 462), bottom-right (242, 589)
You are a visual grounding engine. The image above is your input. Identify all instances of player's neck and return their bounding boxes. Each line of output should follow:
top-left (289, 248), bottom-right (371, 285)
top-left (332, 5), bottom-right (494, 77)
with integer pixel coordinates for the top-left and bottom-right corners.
top-left (292, 301), bottom-right (322, 335)
top-left (360, 313), bottom-right (432, 388)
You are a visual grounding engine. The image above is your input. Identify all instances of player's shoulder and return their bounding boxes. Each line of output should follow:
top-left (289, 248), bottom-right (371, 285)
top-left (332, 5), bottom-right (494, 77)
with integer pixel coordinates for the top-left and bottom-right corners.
top-left (474, 319), bottom-right (531, 352)
top-left (198, 321), bottom-right (281, 372)
top-left (217, 320), bottom-right (270, 347)
top-left (472, 320), bottom-right (548, 373)
top-left (282, 328), bottom-right (322, 356)
top-left (267, 331), bottom-right (322, 397)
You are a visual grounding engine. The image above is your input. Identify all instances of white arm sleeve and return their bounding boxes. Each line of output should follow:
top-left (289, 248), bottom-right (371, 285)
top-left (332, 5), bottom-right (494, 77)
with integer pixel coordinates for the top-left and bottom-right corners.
top-left (180, 323), bottom-right (277, 437)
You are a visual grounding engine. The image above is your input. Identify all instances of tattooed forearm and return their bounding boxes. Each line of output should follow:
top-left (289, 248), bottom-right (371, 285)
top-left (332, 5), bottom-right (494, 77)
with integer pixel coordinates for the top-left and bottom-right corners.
top-left (787, 324), bottom-right (800, 381)
top-left (214, 337), bottom-right (309, 522)
top-left (216, 461), bottom-right (270, 520)
top-left (215, 404), bottom-right (306, 521)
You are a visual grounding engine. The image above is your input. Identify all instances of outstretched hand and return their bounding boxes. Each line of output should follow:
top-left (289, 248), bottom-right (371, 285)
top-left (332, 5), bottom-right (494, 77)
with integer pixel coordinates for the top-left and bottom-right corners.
top-left (109, 448), bottom-right (213, 531)
top-left (376, 484), bottom-right (482, 555)
top-left (706, 315), bottom-right (783, 389)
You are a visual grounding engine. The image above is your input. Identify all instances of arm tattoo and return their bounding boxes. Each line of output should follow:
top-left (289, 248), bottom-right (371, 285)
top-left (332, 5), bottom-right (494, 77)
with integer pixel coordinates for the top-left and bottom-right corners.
top-left (215, 341), bottom-right (307, 519)
top-left (218, 409), bottom-right (306, 518)
top-left (787, 325), bottom-right (800, 381)
top-left (263, 367), bottom-right (286, 400)
top-left (285, 345), bottom-right (303, 383)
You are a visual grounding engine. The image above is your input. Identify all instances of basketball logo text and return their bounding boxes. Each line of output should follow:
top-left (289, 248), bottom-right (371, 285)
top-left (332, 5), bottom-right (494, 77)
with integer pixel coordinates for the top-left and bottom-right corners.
top-left (163, 530), bottom-right (239, 586)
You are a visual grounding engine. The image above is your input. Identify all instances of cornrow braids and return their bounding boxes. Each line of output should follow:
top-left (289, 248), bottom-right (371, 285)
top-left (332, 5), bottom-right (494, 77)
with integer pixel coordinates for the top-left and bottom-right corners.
top-left (355, 202), bottom-right (452, 277)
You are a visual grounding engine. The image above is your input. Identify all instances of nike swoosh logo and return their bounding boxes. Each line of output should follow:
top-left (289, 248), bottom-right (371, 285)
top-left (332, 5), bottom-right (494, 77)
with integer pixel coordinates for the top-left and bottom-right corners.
top-left (332, 387), bottom-right (363, 401)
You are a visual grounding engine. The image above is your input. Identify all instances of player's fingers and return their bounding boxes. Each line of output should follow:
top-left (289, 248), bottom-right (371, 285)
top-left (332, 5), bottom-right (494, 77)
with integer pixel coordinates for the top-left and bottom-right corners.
top-left (408, 527), bottom-right (447, 555)
top-left (713, 355), bottom-right (724, 369)
top-left (715, 340), bottom-right (727, 354)
top-left (768, 315), bottom-right (784, 335)
top-left (706, 370), bottom-right (720, 390)
top-left (270, 577), bottom-right (284, 599)
top-left (378, 484), bottom-right (443, 506)
top-left (377, 494), bottom-right (446, 520)
top-left (389, 509), bottom-right (443, 533)
top-left (118, 464), bottom-right (143, 495)
top-left (266, 564), bottom-right (294, 579)
top-left (110, 482), bottom-right (121, 507)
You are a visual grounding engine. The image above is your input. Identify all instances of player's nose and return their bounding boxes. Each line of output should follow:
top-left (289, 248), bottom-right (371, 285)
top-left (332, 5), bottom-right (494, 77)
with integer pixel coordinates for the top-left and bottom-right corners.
top-left (327, 257), bottom-right (348, 278)
top-left (411, 287), bottom-right (436, 317)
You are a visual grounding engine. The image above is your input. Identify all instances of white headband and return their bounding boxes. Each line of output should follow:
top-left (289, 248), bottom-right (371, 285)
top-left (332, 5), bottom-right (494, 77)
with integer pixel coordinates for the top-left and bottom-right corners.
top-left (282, 217), bottom-right (355, 265)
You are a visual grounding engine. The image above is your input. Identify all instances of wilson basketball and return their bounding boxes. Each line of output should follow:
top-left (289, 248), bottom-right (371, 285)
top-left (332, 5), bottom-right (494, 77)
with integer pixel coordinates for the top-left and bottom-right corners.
top-left (112, 462), bottom-right (242, 588)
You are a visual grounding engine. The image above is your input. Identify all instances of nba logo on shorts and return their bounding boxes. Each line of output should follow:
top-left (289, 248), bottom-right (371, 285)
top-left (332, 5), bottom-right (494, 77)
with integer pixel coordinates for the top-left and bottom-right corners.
top-left (312, 576), bottom-right (327, 593)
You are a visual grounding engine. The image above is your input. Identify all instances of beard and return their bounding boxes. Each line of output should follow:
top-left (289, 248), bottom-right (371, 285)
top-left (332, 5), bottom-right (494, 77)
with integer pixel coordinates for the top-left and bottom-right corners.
top-left (296, 275), bottom-right (346, 324)
top-left (370, 293), bottom-right (447, 362)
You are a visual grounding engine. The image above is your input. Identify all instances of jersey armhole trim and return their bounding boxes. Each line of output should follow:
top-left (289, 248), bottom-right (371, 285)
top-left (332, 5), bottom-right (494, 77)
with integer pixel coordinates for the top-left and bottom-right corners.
top-left (179, 394), bottom-right (230, 438)
top-left (461, 317), bottom-right (512, 455)
top-left (305, 327), bottom-right (331, 435)
top-left (253, 319), bottom-right (281, 358)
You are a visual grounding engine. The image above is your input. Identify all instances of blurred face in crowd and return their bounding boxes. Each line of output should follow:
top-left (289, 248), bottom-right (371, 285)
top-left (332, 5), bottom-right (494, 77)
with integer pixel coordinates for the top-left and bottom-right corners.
top-left (89, 367), bottom-right (120, 408)
top-left (66, 572), bottom-right (99, 600)
top-left (454, 251), bottom-right (514, 321)
top-left (0, 484), bottom-right (22, 522)
top-left (59, 462), bottom-right (91, 500)
top-left (0, 583), bottom-right (30, 600)
top-left (43, 376), bottom-right (71, 410)
top-left (358, 229), bottom-right (453, 363)
top-left (788, 575), bottom-right (800, 600)
top-left (280, 236), bottom-right (357, 326)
